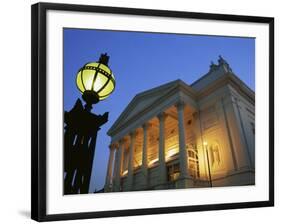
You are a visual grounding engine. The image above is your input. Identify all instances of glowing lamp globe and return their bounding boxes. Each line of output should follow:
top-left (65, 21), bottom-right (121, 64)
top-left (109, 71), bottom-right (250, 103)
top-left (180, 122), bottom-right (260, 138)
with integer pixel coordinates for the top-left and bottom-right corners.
top-left (76, 53), bottom-right (115, 107)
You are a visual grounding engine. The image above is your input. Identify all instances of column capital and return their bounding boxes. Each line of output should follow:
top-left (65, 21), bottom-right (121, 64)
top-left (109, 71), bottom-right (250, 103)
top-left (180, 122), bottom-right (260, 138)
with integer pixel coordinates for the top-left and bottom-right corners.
top-left (129, 130), bottom-right (136, 138)
top-left (175, 100), bottom-right (186, 110)
top-left (142, 122), bottom-right (150, 130)
top-left (117, 138), bottom-right (125, 145)
top-left (157, 112), bottom-right (167, 121)
top-left (109, 143), bottom-right (116, 150)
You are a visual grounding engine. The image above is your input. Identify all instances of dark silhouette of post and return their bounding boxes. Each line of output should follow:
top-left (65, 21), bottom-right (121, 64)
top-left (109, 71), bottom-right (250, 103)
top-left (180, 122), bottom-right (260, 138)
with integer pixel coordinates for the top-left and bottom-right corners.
top-left (64, 99), bottom-right (108, 194)
top-left (64, 53), bottom-right (115, 194)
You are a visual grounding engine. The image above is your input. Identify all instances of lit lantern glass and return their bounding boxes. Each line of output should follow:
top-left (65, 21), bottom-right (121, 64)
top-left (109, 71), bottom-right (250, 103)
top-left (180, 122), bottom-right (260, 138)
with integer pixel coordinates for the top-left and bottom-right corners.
top-left (76, 55), bottom-right (115, 102)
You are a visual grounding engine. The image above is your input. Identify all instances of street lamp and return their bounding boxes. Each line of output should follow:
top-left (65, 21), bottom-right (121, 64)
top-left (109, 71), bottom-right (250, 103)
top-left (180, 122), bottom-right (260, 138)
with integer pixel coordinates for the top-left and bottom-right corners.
top-left (64, 53), bottom-right (115, 194)
top-left (76, 53), bottom-right (115, 111)
top-left (203, 141), bottom-right (212, 187)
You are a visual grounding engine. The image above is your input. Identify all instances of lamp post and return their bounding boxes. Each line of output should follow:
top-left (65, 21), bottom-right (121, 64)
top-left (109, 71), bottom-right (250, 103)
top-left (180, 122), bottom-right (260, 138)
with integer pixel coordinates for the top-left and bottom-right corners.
top-left (203, 141), bottom-right (212, 187)
top-left (64, 53), bottom-right (115, 194)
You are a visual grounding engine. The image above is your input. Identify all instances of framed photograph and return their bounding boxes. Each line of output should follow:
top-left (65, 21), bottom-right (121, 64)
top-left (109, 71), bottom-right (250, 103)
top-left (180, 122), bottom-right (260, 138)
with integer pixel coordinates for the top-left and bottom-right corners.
top-left (31, 2), bottom-right (274, 222)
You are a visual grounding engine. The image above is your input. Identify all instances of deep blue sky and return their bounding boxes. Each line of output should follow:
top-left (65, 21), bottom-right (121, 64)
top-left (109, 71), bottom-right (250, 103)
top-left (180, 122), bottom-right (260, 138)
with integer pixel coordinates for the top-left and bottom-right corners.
top-left (63, 28), bottom-right (255, 192)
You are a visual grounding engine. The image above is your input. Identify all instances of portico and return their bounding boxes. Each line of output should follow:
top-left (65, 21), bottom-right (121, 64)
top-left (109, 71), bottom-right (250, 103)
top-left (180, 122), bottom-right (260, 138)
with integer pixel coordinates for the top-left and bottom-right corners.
top-left (105, 80), bottom-right (201, 191)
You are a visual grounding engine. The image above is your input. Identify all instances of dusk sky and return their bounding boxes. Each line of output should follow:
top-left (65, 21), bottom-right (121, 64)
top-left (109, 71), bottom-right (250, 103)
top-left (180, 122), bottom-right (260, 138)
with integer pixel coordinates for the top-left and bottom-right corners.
top-left (63, 28), bottom-right (255, 192)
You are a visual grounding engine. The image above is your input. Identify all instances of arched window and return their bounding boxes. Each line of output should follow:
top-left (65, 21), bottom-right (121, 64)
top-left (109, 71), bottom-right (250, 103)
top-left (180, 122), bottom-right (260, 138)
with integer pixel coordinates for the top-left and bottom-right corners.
top-left (187, 145), bottom-right (200, 178)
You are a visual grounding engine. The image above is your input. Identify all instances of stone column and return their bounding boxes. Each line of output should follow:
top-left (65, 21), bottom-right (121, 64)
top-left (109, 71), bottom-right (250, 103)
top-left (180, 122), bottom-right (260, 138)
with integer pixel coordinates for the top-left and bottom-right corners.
top-left (176, 101), bottom-right (188, 179)
top-left (142, 123), bottom-right (149, 187)
top-left (105, 144), bottom-right (115, 191)
top-left (127, 131), bottom-right (135, 190)
top-left (157, 112), bottom-right (167, 185)
top-left (112, 144), bottom-right (118, 188)
top-left (113, 140), bottom-right (123, 191)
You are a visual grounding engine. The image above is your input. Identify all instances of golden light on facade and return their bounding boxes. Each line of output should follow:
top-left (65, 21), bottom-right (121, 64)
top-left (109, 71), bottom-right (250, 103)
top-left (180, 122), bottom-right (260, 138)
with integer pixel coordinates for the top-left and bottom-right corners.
top-left (148, 158), bottom-right (159, 167)
top-left (122, 170), bottom-right (128, 176)
top-left (165, 147), bottom-right (178, 160)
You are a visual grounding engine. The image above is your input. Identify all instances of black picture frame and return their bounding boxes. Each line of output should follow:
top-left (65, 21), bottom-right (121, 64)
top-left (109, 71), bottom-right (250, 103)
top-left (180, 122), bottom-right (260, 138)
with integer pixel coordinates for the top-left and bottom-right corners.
top-left (31, 2), bottom-right (274, 222)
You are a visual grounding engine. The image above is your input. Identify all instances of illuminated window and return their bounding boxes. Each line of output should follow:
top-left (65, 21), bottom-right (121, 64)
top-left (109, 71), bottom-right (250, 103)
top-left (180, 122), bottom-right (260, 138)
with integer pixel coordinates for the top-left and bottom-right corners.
top-left (188, 147), bottom-right (199, 178)
top-left (167, 163), bottom-right (180, 182)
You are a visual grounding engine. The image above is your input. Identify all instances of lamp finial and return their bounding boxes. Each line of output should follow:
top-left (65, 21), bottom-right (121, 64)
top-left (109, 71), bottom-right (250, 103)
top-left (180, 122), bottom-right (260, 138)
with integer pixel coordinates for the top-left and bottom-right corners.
top-left (98, 53), bottom-right (110, 65)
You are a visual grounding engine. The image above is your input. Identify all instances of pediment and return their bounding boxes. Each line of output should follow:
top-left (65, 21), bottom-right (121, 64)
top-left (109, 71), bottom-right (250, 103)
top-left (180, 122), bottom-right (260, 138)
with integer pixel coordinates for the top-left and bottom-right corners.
top-left (108, 80), bottom-right (185, 136)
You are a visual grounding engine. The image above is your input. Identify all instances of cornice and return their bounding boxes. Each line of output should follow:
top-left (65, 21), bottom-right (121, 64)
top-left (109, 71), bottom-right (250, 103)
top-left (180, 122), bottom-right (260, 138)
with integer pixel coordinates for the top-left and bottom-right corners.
top-left (108, 72), bottom-right (254, 138)
top-left (197, 73), bottom-right (255, 105)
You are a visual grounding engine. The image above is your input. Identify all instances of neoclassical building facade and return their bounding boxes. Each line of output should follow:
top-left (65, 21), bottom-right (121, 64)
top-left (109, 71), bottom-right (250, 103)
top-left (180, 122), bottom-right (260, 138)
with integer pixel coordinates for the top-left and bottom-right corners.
top-left (104, 56), bottom-right (255, 192)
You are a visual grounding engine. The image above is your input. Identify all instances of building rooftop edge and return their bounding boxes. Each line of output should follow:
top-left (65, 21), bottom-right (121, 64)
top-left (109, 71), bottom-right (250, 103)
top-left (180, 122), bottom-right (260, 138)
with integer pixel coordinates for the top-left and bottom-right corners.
top-left (107, 56), bottom-right (254, 138)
